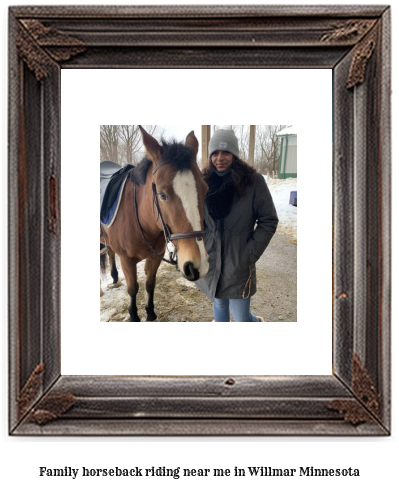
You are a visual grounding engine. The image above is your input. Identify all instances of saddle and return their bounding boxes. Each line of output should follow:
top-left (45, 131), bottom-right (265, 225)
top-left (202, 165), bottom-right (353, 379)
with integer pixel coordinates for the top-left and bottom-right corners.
top-left (100, 161), bottom-right (134, 226)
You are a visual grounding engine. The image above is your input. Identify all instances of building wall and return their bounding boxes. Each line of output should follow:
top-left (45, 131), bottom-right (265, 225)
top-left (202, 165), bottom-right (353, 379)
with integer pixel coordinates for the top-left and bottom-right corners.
top-left (279, 135), bottom-right (297, 178)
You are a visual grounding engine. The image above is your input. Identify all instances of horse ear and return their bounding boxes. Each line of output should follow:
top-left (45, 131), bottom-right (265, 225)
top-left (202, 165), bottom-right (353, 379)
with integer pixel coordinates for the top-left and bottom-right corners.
top-left (139, 125), bottom-right (162, 161)
top-left (185, 131), bottom-right (199, 156)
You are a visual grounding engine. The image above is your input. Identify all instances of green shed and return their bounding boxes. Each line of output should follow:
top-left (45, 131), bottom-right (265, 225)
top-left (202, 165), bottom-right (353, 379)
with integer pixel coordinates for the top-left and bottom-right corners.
top-left (277, 126), bottom-right (297, 179)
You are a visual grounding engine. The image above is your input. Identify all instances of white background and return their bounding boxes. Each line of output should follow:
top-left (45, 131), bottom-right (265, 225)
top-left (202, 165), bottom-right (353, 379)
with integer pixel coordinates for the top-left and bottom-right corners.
top-left (61, 68), bottom-right (331, 376)
top-left (1, 1), bottom-right (398, 491)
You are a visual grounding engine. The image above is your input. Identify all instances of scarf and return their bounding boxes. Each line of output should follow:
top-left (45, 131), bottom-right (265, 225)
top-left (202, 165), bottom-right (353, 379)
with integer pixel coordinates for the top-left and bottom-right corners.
top-left (205, 171), bottom-right (236, 220)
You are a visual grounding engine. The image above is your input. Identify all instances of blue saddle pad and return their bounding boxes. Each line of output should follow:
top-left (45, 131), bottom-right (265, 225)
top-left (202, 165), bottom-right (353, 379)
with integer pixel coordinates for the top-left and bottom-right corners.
top-left (100, 162), bottom-right (133, 226)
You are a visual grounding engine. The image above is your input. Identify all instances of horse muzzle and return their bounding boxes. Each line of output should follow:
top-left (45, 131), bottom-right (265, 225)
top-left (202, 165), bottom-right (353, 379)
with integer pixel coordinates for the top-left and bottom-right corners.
top-left (182, 261), bottom-right (201, 282)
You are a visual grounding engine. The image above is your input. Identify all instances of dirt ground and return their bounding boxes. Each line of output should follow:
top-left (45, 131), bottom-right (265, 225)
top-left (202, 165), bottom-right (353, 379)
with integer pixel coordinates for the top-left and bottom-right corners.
top-left (252, 232), bottom-right (297, 322)
top-left (100, 231), bottom-right (297, 323)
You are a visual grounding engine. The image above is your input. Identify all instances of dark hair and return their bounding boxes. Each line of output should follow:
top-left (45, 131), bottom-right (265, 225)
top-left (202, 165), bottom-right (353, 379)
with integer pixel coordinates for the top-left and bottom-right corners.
top-left (202, 156), bottom-right (256, 196)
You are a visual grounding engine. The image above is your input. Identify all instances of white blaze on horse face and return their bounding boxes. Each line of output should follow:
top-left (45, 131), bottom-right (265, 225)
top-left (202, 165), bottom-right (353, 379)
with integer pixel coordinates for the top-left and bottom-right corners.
top-left (172, 169), bottom-right (209, 277)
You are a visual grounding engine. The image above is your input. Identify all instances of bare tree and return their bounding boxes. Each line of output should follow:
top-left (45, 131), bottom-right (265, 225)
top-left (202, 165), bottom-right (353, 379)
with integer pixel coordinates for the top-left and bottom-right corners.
top-left (100, 125), bottom-right (120, 162)
top-left (100, 125), bottom-right (161, 164)
top-left (234, 125), bottom-right (249, 161)
top-left (118, 125), bottom-right (141, 164)
top-left (256, 125), bottom-right (287, 177)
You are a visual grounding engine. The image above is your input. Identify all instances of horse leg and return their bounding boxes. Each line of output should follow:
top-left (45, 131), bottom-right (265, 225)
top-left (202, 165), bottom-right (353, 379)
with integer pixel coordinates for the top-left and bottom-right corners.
top-left (100, 243), bottom-right (106, 296)
top-left (120, 256), bottom-right (140, 322)
top-left (144, 255), bottom-right (162, 322)
top-left (107, 248), bottom-right (122, 288)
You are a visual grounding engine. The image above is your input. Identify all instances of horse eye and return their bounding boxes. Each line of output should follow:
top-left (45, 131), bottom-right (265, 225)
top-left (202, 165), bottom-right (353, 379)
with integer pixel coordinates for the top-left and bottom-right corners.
top-left (158, 192), bottom-right (168, 201)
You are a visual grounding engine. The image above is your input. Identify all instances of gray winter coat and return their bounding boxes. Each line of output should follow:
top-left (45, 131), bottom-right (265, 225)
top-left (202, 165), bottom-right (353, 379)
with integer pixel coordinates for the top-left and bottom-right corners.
top-left (195, 173), bottom-right (278, 299)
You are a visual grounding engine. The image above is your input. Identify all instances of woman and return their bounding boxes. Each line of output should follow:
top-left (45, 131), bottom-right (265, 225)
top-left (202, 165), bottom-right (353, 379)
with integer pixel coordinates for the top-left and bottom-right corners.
top-left (196, 129), bottom-right (279, 322)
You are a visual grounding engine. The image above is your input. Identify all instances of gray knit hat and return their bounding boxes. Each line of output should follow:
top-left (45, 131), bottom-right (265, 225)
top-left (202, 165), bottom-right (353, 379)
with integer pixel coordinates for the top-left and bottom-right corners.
top-left (208, 129), bottom-right (239, 159)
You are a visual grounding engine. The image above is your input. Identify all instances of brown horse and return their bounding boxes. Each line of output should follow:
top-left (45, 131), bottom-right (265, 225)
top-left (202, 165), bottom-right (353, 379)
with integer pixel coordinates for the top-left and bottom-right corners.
top-left (100, 126), bottom-right (209, 322)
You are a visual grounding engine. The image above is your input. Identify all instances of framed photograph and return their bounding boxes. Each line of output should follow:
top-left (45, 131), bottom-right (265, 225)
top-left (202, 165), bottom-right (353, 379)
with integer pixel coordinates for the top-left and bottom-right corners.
top-left (9, 5), bottom-right (391, 435)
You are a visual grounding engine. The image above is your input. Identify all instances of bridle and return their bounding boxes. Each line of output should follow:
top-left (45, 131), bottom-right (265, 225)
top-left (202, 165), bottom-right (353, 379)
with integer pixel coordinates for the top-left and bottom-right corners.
top-left (134, 160), bottom-right (205, 266)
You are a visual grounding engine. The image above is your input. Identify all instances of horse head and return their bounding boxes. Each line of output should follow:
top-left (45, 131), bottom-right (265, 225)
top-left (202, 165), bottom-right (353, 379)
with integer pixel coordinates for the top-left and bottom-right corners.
top-left (139, 126), bottom-right (209, 281)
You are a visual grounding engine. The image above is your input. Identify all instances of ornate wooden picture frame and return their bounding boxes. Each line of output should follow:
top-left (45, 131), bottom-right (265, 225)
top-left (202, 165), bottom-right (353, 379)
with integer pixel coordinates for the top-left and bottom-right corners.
top-left (9, 5), bottom-right (391, 435)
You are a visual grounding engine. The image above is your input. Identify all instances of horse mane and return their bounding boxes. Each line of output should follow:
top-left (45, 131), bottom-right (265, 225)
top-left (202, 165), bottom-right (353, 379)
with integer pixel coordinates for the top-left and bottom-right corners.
top-left (130, 139), bottom-right (196, 185)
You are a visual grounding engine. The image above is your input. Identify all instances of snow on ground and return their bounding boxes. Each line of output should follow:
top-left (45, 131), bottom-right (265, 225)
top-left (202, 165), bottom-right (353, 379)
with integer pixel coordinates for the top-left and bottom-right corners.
top-left (266, 177), bottom-right (297, 241)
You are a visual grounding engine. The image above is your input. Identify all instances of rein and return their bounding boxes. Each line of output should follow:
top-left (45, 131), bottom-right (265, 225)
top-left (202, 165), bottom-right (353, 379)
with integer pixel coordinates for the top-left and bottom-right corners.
top-left (134, 161), bottom-right (205, 266)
